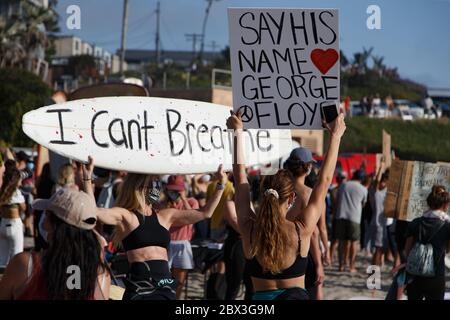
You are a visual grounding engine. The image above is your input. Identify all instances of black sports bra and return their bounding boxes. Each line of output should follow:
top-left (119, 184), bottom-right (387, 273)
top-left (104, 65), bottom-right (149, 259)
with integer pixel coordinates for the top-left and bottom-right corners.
top-left (247, 222), bottom-right (308, 279)
top-left (122, 209), bottom-right (170, 251)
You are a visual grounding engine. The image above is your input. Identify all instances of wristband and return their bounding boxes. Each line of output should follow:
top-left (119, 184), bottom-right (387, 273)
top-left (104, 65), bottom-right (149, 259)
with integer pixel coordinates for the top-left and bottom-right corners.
top-left (216, 182), bottom-right (225, 190)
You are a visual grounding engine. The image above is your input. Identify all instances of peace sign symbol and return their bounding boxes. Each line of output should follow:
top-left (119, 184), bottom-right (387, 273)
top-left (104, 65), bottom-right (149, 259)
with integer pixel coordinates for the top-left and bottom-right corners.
top-left (237, 105), bottom-right (253, 123)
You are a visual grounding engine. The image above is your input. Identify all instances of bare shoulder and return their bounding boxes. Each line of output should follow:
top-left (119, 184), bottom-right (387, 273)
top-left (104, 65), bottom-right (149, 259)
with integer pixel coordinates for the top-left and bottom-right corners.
top-left (155, 207), bottom-right (175, 228)
top-left (2, 251), bottom-right (31, 283)
top-left (7, 252), bottom-right (30, 271)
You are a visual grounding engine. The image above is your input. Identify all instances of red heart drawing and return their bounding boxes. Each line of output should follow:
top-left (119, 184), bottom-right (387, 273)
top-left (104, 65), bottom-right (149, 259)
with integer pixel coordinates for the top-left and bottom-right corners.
top-left (310, 49), bottom-right (339, 75)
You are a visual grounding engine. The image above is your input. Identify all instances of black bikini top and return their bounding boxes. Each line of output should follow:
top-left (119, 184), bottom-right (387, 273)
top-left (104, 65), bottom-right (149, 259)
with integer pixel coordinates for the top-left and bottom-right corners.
top-left (247, 221), bottom-right (308, 279)
top-left (122, 209), bottom-right (170, 251)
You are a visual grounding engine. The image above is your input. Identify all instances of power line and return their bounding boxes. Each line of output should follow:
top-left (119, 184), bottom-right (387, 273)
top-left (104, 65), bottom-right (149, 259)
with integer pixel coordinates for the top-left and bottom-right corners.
top-left (161, 17), bottom-right (178, 49)
top-left (185, 33), bottom-right (203, 61)
top-left (207, 40), bottom-right (220, 52)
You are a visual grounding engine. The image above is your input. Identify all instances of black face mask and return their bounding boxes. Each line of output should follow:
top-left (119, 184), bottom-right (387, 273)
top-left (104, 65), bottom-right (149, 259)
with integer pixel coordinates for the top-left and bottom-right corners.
top-left (167, 190), bottom-right (180, 202)
top-left (146, 180), bottom-right (161, 205)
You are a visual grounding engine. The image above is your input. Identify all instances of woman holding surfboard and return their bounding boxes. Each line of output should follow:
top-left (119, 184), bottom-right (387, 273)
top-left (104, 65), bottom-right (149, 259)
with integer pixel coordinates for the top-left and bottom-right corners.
top-left (226, 111), bottom-right (346, 300)
top-left (82, 158), bottom-right (227, 300)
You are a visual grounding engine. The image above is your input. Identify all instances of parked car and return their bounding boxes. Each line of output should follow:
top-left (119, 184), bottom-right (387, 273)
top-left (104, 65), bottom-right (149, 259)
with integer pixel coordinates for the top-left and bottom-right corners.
top-left (435, 101), bottom-right (450, 117)
top-left (350, 101), bottom-right (364, 116)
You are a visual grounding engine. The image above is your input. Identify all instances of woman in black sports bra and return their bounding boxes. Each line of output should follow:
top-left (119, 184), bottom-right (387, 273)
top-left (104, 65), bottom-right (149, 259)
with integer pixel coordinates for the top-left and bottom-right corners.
top-left (226, 111), bottom-right (346, 300)
top-left (82, 157), bottom-right (227, 300)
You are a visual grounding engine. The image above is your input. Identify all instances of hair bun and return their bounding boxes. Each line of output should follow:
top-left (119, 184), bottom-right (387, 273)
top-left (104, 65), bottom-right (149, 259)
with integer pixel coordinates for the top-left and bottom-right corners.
top-left (434, 186), bottom-right (446, 194)
top-left (264, 189), bottom-right (279, 199)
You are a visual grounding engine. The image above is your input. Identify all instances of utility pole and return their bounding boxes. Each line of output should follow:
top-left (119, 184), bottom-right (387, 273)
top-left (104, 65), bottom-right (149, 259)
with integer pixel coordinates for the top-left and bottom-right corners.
top-left (119, 0), bottom-right (129, 76)
top-left (155, 1), bottom-right (161, 65)
top-left (200, 0), bottom-right (221, 61)
top-left (207, 40), bottom-right (218, 52)
top-left (185, 33), bottom-right (203, 61)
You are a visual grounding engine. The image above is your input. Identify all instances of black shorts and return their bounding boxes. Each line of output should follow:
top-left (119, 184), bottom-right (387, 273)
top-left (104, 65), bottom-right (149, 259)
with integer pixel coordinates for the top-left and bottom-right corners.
top-left (336, 219), bottom-right (360, 241)
top-left (123, 260), bottom-right (177, 300)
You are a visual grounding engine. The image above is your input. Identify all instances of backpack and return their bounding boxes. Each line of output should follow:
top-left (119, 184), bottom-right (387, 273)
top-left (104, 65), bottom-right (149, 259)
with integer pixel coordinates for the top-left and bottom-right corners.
top-left (406, 219), bottom-right (445, 277)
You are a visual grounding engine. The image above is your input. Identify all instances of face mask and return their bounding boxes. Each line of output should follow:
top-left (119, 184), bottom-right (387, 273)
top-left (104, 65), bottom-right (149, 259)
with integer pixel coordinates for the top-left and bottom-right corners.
top-left (26, 162), bottom-right (35, 172)
top-left (167, 190), bottom-right (180, 202)
top-left (306, 168), bottom-right (312, 176)
top-left (146, 180), bottom-right (161, 205)
top-left (200, 175), bottom-right (211, 183)
top-left (39, 212), bottom-right (48, 243)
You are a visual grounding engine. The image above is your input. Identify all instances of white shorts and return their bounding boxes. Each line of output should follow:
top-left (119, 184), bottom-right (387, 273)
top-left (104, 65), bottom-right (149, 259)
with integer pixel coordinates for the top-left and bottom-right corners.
top-left (0, 218), bottom-right (24, 267)
top-left (168, 240), bottom-right (194, 270)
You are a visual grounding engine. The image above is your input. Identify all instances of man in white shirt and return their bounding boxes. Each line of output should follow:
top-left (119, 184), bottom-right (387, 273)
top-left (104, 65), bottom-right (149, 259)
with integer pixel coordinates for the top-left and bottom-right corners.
top-left (335, 170), bottom-right (368, 272)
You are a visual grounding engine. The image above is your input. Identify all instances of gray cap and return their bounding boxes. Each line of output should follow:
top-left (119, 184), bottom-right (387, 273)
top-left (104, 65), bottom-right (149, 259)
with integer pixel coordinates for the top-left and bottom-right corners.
top-left (288, 147), bottom-right (316, 163)
top-left (33, 188), bottom-right (97, 230)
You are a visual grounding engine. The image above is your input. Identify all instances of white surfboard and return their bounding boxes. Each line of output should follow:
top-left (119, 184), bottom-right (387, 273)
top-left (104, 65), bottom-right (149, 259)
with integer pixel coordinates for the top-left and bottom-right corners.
top-left (22, 97), bottom-right (293, 174)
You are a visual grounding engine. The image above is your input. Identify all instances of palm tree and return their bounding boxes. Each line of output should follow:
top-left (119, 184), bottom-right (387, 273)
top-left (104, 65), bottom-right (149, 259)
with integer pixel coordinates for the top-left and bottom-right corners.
top-left (0, 19), bottom-right (26, 68)
top-left (0, 0), bottom-right (58, 74)
top-left (372, 55), bottom-right (385, 77)
top-left (340, 50), bottom-right (349, 67)
top-left (352, 47), bottom-right (374, 74)
top-left (20, 1), bottom-right (58, 72)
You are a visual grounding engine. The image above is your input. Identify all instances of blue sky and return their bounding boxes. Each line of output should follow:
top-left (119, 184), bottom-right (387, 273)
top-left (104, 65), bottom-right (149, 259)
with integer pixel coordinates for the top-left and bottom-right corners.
top-left (55, 0), bottom-right (450, 88)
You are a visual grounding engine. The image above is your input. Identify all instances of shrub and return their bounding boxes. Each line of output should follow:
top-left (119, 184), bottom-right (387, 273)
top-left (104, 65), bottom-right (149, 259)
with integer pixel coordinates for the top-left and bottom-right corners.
top-left (0, 68), bottom-right (51, 147)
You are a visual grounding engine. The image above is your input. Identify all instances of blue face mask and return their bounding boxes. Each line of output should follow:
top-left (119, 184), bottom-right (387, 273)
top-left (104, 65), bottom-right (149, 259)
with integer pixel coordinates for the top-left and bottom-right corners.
top-left (26, 162), bottom-right (34, 172)
top-left (38, 212), bottom-right (48, 243)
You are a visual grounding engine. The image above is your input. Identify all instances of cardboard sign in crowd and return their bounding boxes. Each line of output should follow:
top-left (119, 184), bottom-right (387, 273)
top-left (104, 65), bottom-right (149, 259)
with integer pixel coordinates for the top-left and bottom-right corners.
top-left (228, 8), bottom-right (340, 129)
top-left (385, 160), bottom-right (450, 221)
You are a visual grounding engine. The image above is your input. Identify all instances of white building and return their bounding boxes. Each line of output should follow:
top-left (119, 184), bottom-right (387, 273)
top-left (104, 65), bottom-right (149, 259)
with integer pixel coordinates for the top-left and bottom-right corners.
top-left (93, 45), bottom-right (103, 59)
top-left (82, 42), bottom-right (93, 56)
top-left (54, 36), bottom-right (82, 57)
top-left (111, 54), bottom-right (126, 74)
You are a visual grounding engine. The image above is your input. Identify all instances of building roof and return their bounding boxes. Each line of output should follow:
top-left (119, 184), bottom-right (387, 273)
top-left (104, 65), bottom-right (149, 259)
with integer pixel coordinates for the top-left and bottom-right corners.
top-left (428, 88), bottom-right (450, 98)
top-left (123, 49), bottom-right (221, 64)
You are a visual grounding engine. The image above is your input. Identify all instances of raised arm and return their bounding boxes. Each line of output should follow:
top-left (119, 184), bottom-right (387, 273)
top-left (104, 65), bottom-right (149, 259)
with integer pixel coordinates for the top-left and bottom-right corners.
top-left (226, 111), bottom-right (254, 229)
top-left (81, 156), bottom-right (125, 226)
top-left (371, 157), bottom-right (385, 189)
top-left (169, 165), bottom-right (226, 227)
top-left (223, 197), bottom-right (240, 233)
top-left (300, 114), bottom-right (346, 235)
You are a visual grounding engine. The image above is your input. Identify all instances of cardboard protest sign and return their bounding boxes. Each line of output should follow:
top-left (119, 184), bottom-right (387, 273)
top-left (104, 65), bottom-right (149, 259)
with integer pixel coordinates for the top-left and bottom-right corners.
top-left (385, 160), bottom-right (450, 221)
top-left (228, 8), bottom-right (339, 129)
top-left (22, 97), bottom-right (293, 174)
top-left (384, 160), bottom-right (414, 219)
top-left (382, 130), bottom-right (392, 168)
top-left (406, 162), bottom-right (450, 221)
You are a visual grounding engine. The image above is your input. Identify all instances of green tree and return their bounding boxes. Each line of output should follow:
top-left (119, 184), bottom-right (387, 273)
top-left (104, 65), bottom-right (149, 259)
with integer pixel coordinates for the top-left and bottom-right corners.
top-left (0, 0), bottom-right (59, 72)
top-left (0, 68), bottom-right (51, 147)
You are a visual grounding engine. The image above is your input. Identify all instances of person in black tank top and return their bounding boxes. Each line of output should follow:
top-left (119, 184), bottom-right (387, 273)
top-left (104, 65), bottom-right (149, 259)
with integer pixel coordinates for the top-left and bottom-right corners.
top-left (81, 157), bottom-right (227, 300)
top-left (226, 111), bottom-right (346, 300)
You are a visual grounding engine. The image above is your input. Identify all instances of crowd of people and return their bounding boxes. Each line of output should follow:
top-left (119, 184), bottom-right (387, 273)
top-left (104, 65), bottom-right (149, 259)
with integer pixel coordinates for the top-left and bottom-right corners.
top-left (0, 112), bottom-right (449, 300)
top-left (340, 93), bottom-right (442, 118)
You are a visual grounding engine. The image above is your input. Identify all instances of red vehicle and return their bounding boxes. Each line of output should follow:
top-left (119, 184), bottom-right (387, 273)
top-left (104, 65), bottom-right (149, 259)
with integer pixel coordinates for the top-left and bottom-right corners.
top-left (313, 153), bottom-right (378, 185)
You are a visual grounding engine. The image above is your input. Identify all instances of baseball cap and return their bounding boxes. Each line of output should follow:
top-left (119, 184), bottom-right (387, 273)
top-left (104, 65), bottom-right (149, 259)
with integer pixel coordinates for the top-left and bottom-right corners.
top-left (352, 170), bottom-right (365, 180)
top-left (32, 188), bottom-right (97, 230)
top-left (287, 147), bottom-right (316, 163)
top-left (166, 175), bottom-right (185, 191)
